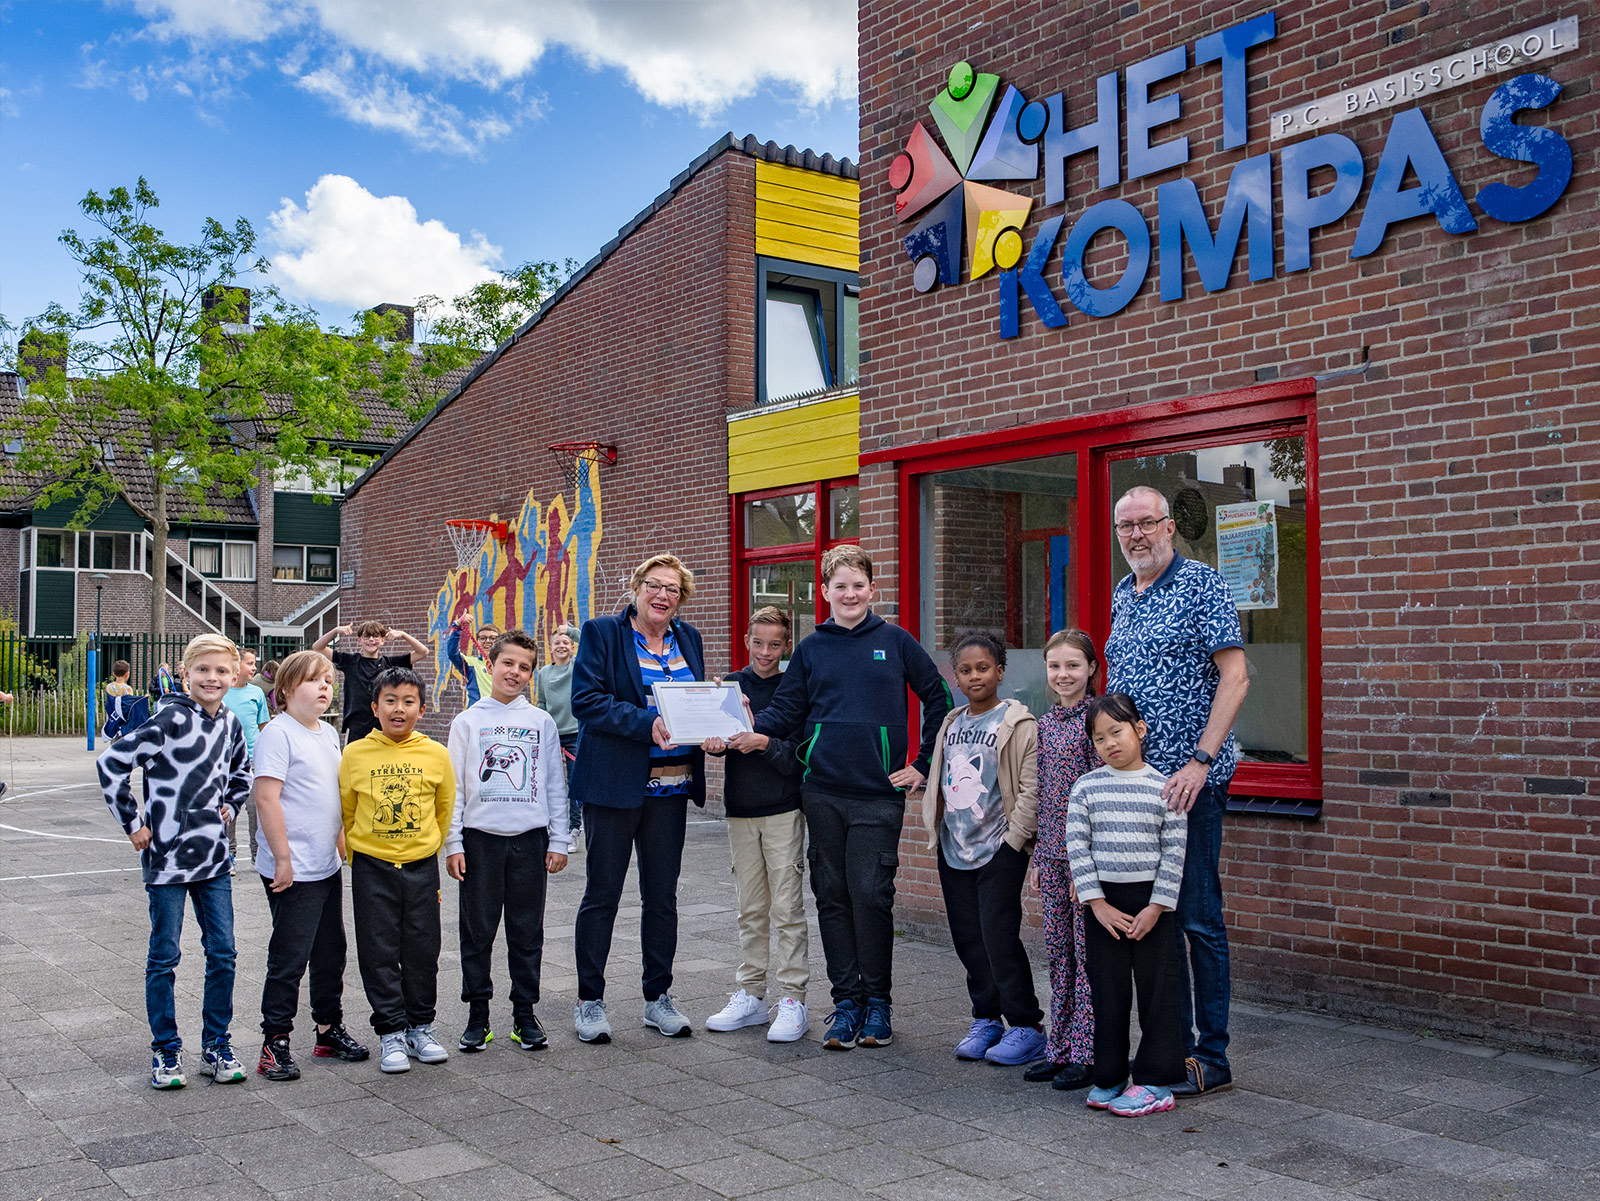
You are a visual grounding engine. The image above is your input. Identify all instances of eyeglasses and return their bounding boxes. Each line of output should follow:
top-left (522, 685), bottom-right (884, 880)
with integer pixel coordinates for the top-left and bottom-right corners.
top-left (641, 580), bottom-right (682, 597)
top-left (1114, 516), bottom-right (1170, 537)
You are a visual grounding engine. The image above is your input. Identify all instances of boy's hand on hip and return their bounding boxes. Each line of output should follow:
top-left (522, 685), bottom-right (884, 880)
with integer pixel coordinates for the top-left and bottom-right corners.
top-left (270, 862), bottom-right (293, 893)
top-left (888, 765), bottom-right (925, 791)
top-left (129, 826), bottom-right (152, 851)
top-left (446, 853), bottom-right (466, 881)
top-left (546, 852), bottom-right (567, 874)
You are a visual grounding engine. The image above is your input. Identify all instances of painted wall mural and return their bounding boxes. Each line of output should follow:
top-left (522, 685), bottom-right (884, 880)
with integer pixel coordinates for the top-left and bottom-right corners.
top-left (425, 462), bottom-right (603, 709)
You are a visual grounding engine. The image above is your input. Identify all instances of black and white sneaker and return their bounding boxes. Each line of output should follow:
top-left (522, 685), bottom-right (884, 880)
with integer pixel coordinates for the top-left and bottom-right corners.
top-left (510, 1014), bottom-right (547, 1050)
top-left (314, 1023), bottom-right (369, 1062)
top-left (257, 1035), bottom-right (300, 1082)
top-left (459, 1005), bottom-right (493, 1053)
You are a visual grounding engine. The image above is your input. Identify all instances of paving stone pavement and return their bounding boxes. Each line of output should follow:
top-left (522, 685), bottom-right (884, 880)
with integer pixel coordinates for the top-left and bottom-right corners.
top-left (2, 737), bottom-right (1597, 1200)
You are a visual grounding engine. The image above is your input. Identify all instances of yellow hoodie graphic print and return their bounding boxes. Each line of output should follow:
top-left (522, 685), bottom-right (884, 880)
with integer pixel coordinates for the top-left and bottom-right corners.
top-left (340, 730), bottom-right (456, 864)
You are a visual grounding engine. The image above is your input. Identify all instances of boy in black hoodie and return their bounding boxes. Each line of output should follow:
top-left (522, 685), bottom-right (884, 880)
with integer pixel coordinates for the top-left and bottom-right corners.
top-left (704, 607), bottom-right (808, 1042)
top-left (749, 546), bottom-right (952, 1050)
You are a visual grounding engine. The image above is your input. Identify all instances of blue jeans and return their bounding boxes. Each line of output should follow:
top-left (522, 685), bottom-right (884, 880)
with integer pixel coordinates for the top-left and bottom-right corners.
top-left (146, 873), bottom-right (236, 1053)
top-left (561, 732), bottom-right (581, 831)
top-left (1174, 782), bottom-right (1231, 1071)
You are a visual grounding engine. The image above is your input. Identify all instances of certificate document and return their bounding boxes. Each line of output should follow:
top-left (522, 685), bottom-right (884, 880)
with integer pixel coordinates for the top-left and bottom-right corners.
top-left (651, 681), bottom-right (752, 744)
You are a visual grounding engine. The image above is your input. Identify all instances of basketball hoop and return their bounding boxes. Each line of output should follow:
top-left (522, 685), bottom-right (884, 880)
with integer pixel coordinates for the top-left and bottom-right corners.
top-left (549, 441), bottom-right (617, 495)
top-left (444, 518), bottom-right (510, 571)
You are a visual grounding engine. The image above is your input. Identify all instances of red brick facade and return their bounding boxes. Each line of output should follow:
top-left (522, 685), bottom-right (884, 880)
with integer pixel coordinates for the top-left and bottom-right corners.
top-left (860, 1), bottom-right (1599, 1054)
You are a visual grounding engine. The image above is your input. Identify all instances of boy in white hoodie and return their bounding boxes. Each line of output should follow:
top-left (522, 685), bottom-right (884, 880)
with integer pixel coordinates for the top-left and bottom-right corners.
top-left (445, 628), bottom-right (570, 1053)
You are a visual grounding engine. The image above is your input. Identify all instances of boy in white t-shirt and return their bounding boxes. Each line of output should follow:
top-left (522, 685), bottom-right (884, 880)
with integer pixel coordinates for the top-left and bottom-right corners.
top-left (252, 651), bottom-right (370, 1081)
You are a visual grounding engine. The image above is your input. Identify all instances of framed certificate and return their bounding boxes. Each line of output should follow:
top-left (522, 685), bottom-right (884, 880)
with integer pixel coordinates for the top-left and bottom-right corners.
top-left (651, 680), bottom-right (752, 745)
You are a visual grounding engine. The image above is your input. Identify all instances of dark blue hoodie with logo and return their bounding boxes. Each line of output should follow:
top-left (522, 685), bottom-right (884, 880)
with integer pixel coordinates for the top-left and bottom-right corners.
top-left (753, 612), bottom-right (953, 802)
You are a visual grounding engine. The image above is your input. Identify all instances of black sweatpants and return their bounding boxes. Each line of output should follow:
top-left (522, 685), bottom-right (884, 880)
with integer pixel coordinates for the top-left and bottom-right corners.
top-left (574, 797), bottom-right (687, 1002)
top-left (351, 852), bottom-right (441, 1036)
top-left (260, 872), bottom-right (347, 1037)
top-left (937, 842), bottom-right (1043, 1028)
top-left (802, 789), bottom-right (903, 1006)
top-left (459, 826), bottom-right (549, 1013)
top-left (1083, 880), bottom-right (1185, 1089)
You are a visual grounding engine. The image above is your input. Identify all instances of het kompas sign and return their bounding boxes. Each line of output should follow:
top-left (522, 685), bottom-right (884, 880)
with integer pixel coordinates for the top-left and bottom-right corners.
top-left (994, 11), bottom-right (1578, 337)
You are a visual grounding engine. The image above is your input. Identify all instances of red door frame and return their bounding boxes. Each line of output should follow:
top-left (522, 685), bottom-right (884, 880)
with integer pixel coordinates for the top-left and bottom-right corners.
top-left (865, 379), bottom-right (1321, 802)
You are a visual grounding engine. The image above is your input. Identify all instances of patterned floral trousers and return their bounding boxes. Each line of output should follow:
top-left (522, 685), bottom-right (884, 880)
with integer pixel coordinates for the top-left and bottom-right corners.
top-left (1037, 857), bottom-right (1094, 1066)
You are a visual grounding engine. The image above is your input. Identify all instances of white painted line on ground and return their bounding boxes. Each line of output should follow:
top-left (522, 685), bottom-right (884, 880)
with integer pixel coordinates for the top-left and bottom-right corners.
top-left (1, 783), bottom-right (102, 803)
top-left (0, 823), bottom-right (129, 844)
top-left (0, 866), bottom-right (142, 882)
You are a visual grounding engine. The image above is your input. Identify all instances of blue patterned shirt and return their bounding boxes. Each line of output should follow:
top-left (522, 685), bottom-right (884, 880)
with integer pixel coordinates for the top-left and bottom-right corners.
top-left (635, 627), bottom-right (695, 797)
top-left (1106, 554), bottom-right (1244, 787)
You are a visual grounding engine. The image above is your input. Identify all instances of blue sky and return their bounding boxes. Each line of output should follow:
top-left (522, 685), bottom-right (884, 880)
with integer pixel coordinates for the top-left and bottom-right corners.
top-left (0, 0), bottom-right (859, 332)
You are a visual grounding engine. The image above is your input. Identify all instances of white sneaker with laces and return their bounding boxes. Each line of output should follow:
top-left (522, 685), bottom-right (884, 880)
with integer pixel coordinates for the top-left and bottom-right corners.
top-left (379, 1032), bottom-right (410, 1074)
top-left (767, 998), bottom-right (809, 1043)
top-left (705, 989), bottom-right (768, 1032)
top-left (405, 1024), bottom-right (448, 1064)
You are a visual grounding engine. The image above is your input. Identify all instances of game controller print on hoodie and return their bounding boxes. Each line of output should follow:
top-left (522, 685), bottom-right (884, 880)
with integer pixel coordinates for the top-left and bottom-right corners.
top-left (98, 694), bottom-right (252, 886)
top-left (444, 694), bottom-right (571, 858)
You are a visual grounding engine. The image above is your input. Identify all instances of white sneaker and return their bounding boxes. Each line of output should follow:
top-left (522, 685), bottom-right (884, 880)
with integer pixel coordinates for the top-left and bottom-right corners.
top-left (705, 989), bottom-right (768, 1032)
top-left (379, 1032), bottom-right (410, 1074)
top-left (405, 1024), bottom-right (448, 1064)
top-left (767, 998), bottom-right (809, 1043)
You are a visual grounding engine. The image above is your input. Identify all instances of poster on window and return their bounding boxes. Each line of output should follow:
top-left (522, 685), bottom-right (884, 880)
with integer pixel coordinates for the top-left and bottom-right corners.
top-left (1216, 502), bottom-right (1278, 611)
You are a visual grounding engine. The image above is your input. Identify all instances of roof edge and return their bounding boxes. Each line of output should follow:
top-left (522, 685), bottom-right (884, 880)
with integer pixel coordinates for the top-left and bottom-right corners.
top-left (346, 133), bottom-right (858, 500)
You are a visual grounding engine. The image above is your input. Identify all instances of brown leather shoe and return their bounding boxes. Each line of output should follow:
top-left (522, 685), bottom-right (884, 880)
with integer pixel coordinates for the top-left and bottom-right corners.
top-left (1169, 1055), bottom-right (1233, 1096)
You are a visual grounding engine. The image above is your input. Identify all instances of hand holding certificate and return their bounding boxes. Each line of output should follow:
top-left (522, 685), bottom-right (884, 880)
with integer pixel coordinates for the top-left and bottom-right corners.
top-left (652, 681), bottom-right (752, 745)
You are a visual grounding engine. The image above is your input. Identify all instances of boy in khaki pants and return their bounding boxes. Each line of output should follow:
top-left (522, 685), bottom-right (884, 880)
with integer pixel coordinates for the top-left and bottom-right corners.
top-left (704, 607), bottom-right (809, 1042)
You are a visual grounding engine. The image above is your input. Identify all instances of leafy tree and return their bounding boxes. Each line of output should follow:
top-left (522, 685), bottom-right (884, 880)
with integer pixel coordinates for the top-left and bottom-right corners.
top-left (419, 258), bottom-right (577, 351)
top-left (1, 178), bottom-right (452, 641)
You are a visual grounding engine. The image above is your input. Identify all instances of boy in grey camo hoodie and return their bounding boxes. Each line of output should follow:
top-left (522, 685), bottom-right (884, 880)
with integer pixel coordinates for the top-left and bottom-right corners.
top-left (100, 634), bottom-right (253, 1089)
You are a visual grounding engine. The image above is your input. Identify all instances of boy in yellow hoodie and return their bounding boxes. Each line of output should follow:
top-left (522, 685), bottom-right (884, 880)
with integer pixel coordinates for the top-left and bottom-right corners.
top-left (340, 667), bottom-right (456, 1074)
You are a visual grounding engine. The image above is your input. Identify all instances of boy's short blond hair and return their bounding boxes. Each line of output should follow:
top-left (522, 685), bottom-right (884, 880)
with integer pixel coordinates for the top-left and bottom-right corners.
top-left (749, 605), bottom-right (792, 635)
top-left (821, 544), bottom-right (873, 584)
top-left (183, 633), bottom-right (240, 669)
top-left (273, 649), bottom-right (333, 711)
top-left (630, 553), bottom-right (695, 601)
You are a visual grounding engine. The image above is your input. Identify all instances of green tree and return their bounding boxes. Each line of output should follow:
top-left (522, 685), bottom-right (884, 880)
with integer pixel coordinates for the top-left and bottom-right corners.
top-left (418, 258), bottom-right (577, 351)
top-left (1, 178), bottom-right (451, 641)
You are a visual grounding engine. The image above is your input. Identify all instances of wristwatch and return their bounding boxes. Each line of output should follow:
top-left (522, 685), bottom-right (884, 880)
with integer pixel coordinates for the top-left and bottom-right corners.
top-left (1191, 747), bottom-right (1215, 766)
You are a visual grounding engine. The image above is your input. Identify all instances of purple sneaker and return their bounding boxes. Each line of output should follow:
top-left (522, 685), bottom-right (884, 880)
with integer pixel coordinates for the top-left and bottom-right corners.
top-left (985, 1025), bottom-right (1047, 1066)
top-left (954, 1019), bottom-right (1004, 1060)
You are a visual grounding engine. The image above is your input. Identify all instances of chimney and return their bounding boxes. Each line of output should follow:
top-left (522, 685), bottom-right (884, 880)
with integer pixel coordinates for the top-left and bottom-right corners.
top-left (372, 303), bottom-right (415, 344)
top-left (17, 328), bottom-right (67, 382)
top-left (202, 285), bottom-right (252, 325)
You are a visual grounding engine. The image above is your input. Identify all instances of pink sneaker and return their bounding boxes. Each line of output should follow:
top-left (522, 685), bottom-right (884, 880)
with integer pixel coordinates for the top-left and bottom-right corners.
top-left (1108, 1084), bottom-right (1175, 1117)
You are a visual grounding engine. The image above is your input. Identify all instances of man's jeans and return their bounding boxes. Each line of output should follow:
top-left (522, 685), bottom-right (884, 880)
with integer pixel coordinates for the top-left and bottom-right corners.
top-left (1174, 782), bottom-right (1231, 1071)
top-left (146, 873), bottom-right (236, 1053)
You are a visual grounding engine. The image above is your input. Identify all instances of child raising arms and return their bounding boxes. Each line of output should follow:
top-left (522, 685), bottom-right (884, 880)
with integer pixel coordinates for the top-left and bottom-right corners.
top-left (1066, 693), bottom-right (1187, 1118)
top-left (920, 632), bottom-right (1044, 1067)
top-left (1025, 629), bottom-right (1101, 1090)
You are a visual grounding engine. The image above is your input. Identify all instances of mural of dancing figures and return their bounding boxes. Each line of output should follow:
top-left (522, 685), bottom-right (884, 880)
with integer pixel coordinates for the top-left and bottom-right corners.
top-left (426, 461), bottom-right (603, 710)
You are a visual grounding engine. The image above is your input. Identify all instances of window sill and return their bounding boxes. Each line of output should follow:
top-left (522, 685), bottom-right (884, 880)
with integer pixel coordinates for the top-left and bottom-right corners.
top-left (1224, 794), bottom-right (1323, 820)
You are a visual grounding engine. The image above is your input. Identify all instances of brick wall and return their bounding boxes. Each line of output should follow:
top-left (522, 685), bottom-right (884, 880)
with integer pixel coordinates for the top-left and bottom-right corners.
top-left (342, 153), bottom-right (757, 741)
top-left (861, 1), bottom-right (1599, 1054)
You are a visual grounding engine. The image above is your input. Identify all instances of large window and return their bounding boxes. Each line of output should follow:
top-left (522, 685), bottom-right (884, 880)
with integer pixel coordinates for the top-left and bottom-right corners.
top-left (732, 478), bottom-right (859, 665)
top-left (190, 539), bottom-right (256, 581)
top-left (884, 381), bottom-right (1320, 811)
top-left (274, 544), bottom-right (337, 584)
top-left (757, 258), bottom-right (859, 404)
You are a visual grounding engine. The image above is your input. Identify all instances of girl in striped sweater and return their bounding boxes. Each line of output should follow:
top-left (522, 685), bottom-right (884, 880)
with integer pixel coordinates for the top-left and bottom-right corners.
top-left (1065, 692), bottom-right (1187, 1118)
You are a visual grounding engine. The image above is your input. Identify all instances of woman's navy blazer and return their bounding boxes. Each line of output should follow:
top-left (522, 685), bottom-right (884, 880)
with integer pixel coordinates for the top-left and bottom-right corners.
top-left (570, 605), bottom-right (707, 809)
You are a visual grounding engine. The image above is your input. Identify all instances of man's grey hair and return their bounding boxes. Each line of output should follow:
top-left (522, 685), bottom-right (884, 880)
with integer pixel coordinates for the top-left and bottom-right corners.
top-left (1114, 485), bottom-right (1171, 518)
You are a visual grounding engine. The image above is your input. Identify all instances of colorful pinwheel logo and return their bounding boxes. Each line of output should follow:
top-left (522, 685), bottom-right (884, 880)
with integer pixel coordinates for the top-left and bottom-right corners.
top-left (892, 61), bottom-right (1045, 293)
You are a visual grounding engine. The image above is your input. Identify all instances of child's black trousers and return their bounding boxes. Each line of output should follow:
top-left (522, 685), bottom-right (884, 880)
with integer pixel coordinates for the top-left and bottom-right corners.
top-left (259, 872), bottom-right (347, 1037)
top-left (1083, 879), bottom-right (1186, 1088)
top-left (351, 852), bottom-right (441, 1036)
top-left (458, 826), bottom-right (549, 1013)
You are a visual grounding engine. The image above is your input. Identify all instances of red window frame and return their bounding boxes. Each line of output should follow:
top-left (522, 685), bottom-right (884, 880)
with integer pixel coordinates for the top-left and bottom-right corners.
top-left (729, 476), bottom-right (860, 670)
top-left (865, 379), bottom-right (1322, 805)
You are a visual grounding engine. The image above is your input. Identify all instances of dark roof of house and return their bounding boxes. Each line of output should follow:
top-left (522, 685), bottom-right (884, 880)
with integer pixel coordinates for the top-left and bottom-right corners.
top-left (345, 133), bottom-right (859, 500)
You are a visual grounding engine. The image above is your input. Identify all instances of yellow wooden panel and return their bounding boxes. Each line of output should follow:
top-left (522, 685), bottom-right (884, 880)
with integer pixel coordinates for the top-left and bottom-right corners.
top-left (754, 161), bottom-right (860, 272)
top-left (728, 394), bottom-right (861, 493)
top-left (755, 162), bottom-right (859, 201)
top-left (757, 200), bottom-right (858, 238)
top-left (755, 181), bottom-right (859, 220)
top-left (755, 219), bottom-right (858, 259)
top-left (753, 235), bottom-right (859, 274)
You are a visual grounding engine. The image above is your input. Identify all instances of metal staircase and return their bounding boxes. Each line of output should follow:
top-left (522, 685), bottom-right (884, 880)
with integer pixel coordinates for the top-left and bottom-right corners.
top-left (139, 537), bottom-right (339, 644)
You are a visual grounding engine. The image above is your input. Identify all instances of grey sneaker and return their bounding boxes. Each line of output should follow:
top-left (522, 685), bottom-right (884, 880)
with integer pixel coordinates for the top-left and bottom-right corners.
top-left (643, 993), bottom-right (693, 1038)
top-left (379, 1032), bottom-right (410, 1074)
top-left (405, 1024), bottom-right (448, 1064)
top-left (575, 999), bottom-right (612, 1044)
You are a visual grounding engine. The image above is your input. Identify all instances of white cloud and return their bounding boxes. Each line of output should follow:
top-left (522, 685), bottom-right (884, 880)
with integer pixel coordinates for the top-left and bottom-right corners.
top-left (125, 0), bottom-right (858, 115)
top-left (268, 175), bottom-right (502, 309)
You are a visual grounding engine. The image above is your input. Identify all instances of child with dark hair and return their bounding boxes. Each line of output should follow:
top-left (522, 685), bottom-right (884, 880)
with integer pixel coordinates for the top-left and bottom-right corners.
top-left (1025, 629), bottom-right (1101, 1089)
top-left (340, 666), bottom-right (456, 1074)
top-left (1066, 692), bottom-right (1187, 1118)
top-left (314, 621), bottom-right (429, 743)
top-left (920, 632), bottom-right (1043, 1066)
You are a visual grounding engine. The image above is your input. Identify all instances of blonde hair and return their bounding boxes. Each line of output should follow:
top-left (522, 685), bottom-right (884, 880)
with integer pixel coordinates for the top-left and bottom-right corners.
top-left (273, 650), bottom-right (334, 712)
top-left (630, 553), bottom-right (695, 601)
top-left (749, 605), bottom-right (792, 635)
top-left (821, 544), bottom-right (872, 584)
top-left (1044, 628), bottom-right (1101, 699)
top-left (183, 633), bottom-right (240, 670)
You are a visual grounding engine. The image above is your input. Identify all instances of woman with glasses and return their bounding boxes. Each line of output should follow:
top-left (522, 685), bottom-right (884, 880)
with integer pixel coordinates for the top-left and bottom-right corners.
top-left (568, 553), bottom-right (707, 1044)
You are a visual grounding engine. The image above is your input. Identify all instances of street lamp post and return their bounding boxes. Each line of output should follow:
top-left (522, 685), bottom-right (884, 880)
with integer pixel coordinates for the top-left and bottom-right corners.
top-left (88, 572), bottom-right (110, 751)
